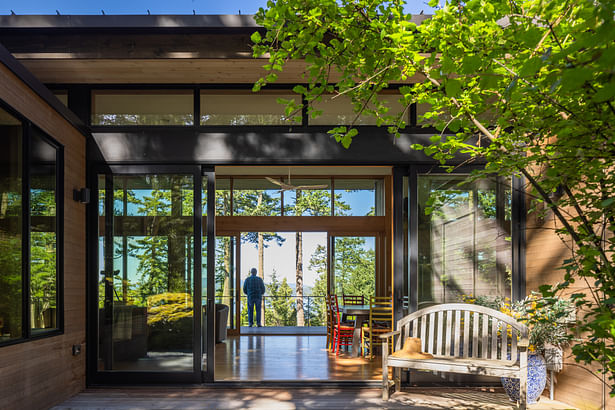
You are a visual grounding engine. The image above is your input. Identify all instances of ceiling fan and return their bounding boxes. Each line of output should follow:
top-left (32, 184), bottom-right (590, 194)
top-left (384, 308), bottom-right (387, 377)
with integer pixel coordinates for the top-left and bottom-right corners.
top-left (265, 169), bottom-right (329, 191)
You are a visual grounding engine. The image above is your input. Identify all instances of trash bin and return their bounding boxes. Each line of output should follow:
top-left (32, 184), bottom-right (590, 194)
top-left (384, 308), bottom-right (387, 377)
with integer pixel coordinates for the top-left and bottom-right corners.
top-left (215, 304), bottom-right (229, 343)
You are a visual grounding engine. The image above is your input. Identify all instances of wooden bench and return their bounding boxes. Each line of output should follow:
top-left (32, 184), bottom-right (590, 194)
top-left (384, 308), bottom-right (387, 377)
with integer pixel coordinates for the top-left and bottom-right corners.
top-left (380, 303), bottom-right (529, 409)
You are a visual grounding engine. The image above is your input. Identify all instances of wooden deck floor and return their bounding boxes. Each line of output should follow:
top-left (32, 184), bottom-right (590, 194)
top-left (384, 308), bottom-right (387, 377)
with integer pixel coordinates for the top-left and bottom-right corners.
top-left (51, 387), bottom-right (576, 409)
top-left (239, 326), bottom-right (326, 335)
top-left (215, 335), bottom-right (381, 381)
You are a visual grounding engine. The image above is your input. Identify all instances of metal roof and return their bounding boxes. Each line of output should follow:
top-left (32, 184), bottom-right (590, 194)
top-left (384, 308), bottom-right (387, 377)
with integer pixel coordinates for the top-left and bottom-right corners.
top-left (0, 14), bottom-right (262, 29)
top-left (0, 13), bottom-right (430, 30)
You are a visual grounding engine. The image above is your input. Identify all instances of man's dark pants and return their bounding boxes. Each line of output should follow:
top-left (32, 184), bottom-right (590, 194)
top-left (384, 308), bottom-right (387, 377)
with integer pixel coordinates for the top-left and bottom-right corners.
top-left (247, 296), bottom-right (262, 327)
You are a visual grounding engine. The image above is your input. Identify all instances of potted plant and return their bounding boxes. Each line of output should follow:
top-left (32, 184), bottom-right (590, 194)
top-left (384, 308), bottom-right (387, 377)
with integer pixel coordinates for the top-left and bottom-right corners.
top-left (463, 292), bottom-right (574, 403)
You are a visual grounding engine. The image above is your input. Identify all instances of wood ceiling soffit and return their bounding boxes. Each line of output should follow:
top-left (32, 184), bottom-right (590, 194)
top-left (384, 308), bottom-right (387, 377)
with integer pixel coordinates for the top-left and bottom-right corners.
top-left (18, 59), bottom-right (424, 84)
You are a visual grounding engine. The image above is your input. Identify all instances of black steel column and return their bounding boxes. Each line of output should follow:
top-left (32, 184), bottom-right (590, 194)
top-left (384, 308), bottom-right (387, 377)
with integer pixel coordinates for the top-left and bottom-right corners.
top-left (512, 175), bottom-right (526, 301)
top-left (204, 168), bottom-right (216, 381)
top-left (392, 167), bottom-right (405, 322)
top-left (193, 168), bottom-right (203, 381)
top-left (408, 166), bottom-right (418, 312)
top-left (21, 123), bottom-right (31, 339)
top-left (102, 174), bottom-right (114, 370)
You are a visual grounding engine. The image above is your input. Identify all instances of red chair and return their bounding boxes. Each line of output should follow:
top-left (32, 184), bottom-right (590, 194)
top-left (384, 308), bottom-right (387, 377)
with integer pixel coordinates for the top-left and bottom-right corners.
top-left (329, 294), bottom-right (357, 356)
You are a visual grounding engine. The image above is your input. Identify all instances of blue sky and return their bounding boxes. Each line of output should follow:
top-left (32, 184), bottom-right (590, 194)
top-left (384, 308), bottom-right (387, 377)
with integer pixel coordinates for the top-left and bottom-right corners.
top-left (2, 0), bottom-right (434, 15)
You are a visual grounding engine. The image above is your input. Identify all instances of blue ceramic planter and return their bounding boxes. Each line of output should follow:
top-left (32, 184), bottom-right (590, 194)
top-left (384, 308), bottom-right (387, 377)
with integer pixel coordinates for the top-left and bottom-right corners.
top-left (501, 353), bottom-right (547, 404)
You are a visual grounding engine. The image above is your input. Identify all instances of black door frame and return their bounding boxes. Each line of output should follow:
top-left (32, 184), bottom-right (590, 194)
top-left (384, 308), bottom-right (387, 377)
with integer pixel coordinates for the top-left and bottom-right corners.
top-left (86, 164), bottom-right (212, 384)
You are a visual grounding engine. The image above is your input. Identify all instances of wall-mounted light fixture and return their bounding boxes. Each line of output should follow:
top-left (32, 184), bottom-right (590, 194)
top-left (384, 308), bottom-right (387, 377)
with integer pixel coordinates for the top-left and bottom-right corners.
top-left (73, 188), bottom-right (90, 204)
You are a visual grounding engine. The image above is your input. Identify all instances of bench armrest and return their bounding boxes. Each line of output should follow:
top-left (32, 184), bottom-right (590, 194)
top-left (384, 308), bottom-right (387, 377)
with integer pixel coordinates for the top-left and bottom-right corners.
top-left (518, 336), bottom-right (529, 349)
top-left (379, 330), bottom-right (400, 339)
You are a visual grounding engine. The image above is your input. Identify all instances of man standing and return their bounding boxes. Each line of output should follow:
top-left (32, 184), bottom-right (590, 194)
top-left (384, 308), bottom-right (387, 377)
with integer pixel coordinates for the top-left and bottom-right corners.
top-left (243, 268), bottom-right (265, 327)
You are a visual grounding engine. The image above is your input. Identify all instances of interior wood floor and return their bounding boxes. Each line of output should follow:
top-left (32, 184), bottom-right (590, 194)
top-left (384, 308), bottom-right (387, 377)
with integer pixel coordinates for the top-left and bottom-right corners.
top-left (51, 387), bottom-right (575, 409)
top-left (214, 335), bottom-right (382, 381)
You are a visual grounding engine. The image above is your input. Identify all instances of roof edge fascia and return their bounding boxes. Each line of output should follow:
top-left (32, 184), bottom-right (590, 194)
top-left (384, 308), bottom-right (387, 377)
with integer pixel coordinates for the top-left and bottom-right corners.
top-left (0, 42), bottom-right (90, 138)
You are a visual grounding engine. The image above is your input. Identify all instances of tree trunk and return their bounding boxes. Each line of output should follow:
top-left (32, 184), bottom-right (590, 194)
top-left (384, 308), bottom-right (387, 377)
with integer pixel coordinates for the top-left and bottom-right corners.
top-left (296, 231), bottom-right (304, 326)
top-left (168, 176), bottom-right (186, 292)
top-left (222, 237), bottom-right (231, 313)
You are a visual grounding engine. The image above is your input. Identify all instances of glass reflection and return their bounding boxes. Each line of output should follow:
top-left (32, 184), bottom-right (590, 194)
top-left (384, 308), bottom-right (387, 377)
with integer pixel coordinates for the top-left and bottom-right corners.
top-left (30, 129), bottom-right (58, 333)
top-left (98, 174), bottom-right (195, 372)
top-left (417, 175), bottom-right (512, 307)
top-left (0, 108), bottom-right (22, 343)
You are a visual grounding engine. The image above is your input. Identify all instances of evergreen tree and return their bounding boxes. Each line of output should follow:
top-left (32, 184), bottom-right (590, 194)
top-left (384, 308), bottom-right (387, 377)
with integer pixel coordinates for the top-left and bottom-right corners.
top-left (264, 270), bottom-right (296, 326)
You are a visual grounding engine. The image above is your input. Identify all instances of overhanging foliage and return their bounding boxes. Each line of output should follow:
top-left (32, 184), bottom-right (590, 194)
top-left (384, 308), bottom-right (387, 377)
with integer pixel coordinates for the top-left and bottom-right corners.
top-left (253, 0), bottom-right (615, 393)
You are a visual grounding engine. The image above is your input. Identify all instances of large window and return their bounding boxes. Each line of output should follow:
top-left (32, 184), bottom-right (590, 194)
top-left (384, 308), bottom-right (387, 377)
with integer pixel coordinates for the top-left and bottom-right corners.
top-left (0, 108), bottom-right (23, 343)
top-left (308, 93), bottom-right (407, 126)
top-left (30, 128), bottom-right (60, 334)
top-left (0, 105), bottom-right (63, 345)
top-left (200, 91), bottom-right (301, 125)
top-left (215, 176), bottom-right (385, 216)
top-left (98, 174), bottom-right (195, 371)
top-left (232, 178), bottom-right (281, 216)
top-left (89, 88), bottom-right (417, 127)
top-left (91, 90), bottom-right (194, 126)
top-left (334, 179), bottom-right (384, 216)
top-left (417, 175), bottom-right (512, 307)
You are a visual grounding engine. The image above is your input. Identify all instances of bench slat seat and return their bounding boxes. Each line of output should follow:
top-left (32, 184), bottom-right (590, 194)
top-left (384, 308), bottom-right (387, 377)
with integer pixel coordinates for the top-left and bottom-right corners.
top-left (387, 357), bottom-right (521, 377)
top-left (381, 303), bottom-right (529, 409)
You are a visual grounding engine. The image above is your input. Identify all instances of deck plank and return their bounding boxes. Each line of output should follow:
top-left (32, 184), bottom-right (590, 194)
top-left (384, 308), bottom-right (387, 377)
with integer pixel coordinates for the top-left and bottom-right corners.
top-left (51, 387), bottom-right (575, 409)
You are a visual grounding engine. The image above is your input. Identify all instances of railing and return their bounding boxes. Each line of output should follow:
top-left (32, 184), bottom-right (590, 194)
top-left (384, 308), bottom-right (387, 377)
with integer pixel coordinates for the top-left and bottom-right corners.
top-left (237, 295), bottom-right (326, 327)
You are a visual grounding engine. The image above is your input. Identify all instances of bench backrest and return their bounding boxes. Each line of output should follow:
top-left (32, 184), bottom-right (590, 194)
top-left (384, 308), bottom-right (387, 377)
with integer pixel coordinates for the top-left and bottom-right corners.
top-left (396, 303), bottom-right (528, 364)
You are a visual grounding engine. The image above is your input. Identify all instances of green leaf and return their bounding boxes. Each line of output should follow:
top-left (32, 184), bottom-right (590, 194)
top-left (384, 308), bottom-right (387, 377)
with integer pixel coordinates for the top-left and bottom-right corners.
top-left (292, 85), bottom-right (307, 94)
top-left (445, 79), bottom-right (462, 97)
top-left (518, 57), bottom-right (542, 77)
top-left (601, 198), bottom-right (615, 208)
top-left (251, 31), bottom-right (262, 44)
top-left (561, 67), bottom-right (593, 91)
top-left (593, 85), bottom-right (615, 103)
top-left (461, 55), bottom-right (482, 74)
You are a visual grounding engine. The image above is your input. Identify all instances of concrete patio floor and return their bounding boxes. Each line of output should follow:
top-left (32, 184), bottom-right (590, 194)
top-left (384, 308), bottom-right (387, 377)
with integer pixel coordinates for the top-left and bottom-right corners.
top-left (51, 387), bottom-right (576, 409)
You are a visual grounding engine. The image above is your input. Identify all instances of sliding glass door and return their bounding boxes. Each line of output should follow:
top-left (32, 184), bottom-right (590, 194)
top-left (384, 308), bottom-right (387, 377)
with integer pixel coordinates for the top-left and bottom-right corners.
top-left (93, 166), bottom-right (211, 383)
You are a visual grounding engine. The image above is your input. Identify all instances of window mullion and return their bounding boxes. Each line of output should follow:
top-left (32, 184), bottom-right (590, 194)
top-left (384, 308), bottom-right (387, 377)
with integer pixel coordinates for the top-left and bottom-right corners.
top-left (22, 122), bottom-right (31, 339)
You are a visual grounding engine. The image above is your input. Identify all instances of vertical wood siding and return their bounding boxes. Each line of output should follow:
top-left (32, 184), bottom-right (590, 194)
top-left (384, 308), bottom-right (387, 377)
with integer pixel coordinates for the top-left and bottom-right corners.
top-left (525, 205), bottom-right (615, 409)
top-left (0, 63), bottom-right (86, 410)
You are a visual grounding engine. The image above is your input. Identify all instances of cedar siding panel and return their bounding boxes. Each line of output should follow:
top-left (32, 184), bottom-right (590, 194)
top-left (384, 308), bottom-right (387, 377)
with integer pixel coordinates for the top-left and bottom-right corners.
top-left (0, 62), bottom-right (86, 410)
top-left (525, 209), bottom-right (614, 409)
top-left (17, 58), bottom-right (426, 85)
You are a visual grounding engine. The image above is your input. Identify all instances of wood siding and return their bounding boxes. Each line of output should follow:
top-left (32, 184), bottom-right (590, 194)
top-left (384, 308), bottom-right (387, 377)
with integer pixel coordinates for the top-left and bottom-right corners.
top-left (525, 206), bottom-right (615, 409)
top-left (17, 58), bottom-right (425, 84)
top-left (0, 62), bottom-right (86, 410)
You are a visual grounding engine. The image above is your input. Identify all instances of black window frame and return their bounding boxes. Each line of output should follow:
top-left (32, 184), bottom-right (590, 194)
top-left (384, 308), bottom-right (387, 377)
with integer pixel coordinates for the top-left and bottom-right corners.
top-left (74, 83), bottom-right (416, 131)
top-left (393, 165), bottom-right (525, 323)
top-left (0, 98), bottom-right (64, 348)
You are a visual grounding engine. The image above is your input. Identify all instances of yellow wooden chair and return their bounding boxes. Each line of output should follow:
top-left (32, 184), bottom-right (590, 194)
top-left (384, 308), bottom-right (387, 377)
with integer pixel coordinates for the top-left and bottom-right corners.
top-left (361, 295), bottom-right (393, 359)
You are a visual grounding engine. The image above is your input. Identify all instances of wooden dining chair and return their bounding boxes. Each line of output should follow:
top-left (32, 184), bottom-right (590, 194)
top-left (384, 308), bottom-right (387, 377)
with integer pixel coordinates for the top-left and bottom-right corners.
top-left (341, 294), bottom-right (364, 321)
top-left (342, 295), bottom-right (364, 305)
top-left (361, 295), bottom-right (393, 359)
top-left (329, 294), bottom-right (356, 356)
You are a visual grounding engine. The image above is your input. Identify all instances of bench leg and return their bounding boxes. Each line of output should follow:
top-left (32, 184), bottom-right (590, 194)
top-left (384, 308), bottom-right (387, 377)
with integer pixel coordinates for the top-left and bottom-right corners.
top-left (519, 353), bottom-right (527, 410)
top-left (382, 364), bottom-right (390, 400)
top-left (394, 367), bottom-right (401, 392)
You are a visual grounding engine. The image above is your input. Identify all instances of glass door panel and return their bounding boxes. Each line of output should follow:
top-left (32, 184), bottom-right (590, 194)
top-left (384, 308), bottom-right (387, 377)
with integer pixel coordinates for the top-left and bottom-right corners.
top-left (97, 173), bottom-right (198, 373)
top-left (330, 236), bottom-right (376, 299)
top-left (215, 235), bottom-right (239, 334)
